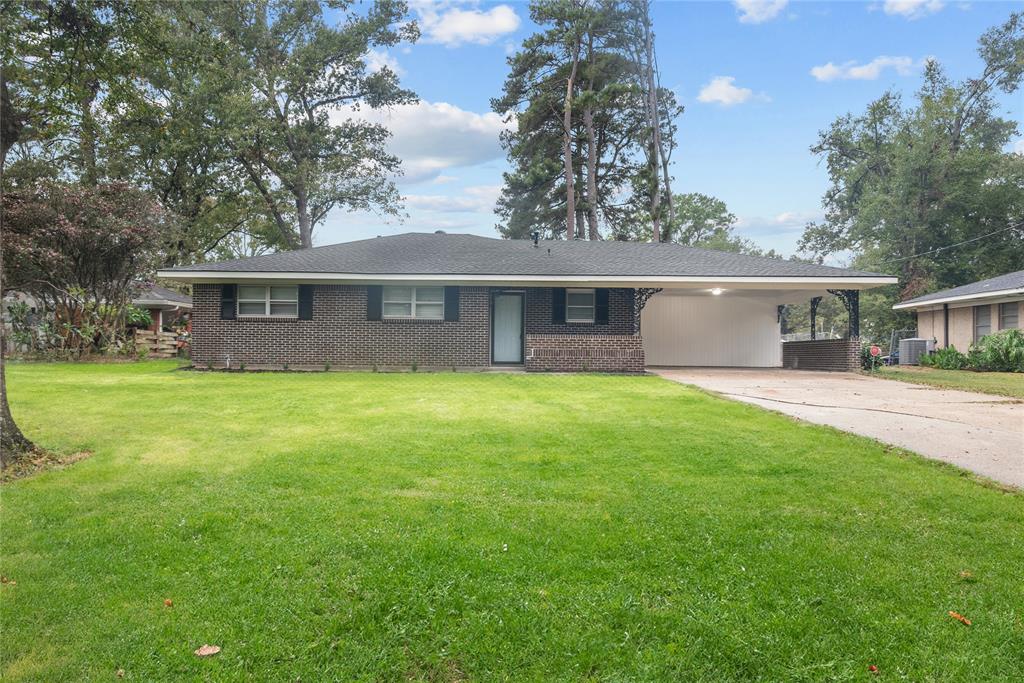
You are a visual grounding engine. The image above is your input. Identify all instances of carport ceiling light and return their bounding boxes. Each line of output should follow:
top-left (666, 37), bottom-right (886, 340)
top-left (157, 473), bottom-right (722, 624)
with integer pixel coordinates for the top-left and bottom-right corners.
top-left (710, 288), bottom-right (724, 295)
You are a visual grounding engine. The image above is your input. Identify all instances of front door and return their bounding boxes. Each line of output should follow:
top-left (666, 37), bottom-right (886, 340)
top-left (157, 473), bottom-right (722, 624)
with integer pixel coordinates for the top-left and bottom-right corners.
top-left (492, 292), bottom-right (524, 364)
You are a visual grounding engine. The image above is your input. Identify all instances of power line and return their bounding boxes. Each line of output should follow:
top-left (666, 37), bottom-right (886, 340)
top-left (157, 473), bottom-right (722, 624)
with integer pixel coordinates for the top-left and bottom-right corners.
top-left (876, 221), bottom-right (1023, 265)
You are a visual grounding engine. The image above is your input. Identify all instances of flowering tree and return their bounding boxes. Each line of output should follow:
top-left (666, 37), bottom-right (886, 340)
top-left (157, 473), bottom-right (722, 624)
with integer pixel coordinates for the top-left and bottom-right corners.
top-left (3, 182), bottom-right (170, 353)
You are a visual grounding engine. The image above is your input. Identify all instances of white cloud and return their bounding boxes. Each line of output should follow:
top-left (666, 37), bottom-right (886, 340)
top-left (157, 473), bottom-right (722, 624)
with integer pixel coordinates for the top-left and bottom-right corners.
top-left (404, 185), bottom-right (501, 213)
top-left (697, 76), bottom-right (766, 106)
top-left (364, 49), bottom-right (404, 76)
top-left (332, 100), bottom-right (513, 184)
top-left (737, 210), bottom-right (821, 235)
top-left (810, 56), bottom-right (916, 82)
top-left (882, 0), bottom-right (944, 19)
top-left (733, 210), bottom-right (824, 255)
top-left (414, 3), bottom-right (521, 47)
top-left (1011, 139), bottom-right (1024, 155)
top-left (734, 0), bottom-right (789, 24)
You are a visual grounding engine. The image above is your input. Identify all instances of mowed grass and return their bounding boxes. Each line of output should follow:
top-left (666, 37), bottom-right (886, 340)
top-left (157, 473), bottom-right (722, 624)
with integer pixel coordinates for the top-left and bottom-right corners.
top-left (872, 365), bottom-right (1024, 399)
top-left (2, 362), bottom-right (1022, 682)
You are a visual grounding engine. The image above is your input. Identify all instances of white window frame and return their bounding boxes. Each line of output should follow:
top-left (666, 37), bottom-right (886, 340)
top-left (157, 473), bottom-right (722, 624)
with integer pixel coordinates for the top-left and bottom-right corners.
top-left (237, 285), bottom-right (298, 318)
top-left (973, 304), bottom-right (991, 341)
top-left (382, 286), bottom-right (445, 320)
top-left (998, 302), bottom-right (1018, 330)
top-left (566, 288), bottom-right (596, 324)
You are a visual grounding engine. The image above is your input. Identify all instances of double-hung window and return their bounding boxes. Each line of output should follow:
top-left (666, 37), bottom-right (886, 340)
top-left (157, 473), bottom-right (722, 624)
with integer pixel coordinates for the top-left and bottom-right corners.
top-left (999, 302), bottom-right (1019, 330)
top-left (237, 285), bottom-right (298, 317)
top-left (383, 286), bottom-right (444, 320)
top-left (973, 304), bottom-right (991, 342)
top-left (566, 288), bottom-right (595, 323)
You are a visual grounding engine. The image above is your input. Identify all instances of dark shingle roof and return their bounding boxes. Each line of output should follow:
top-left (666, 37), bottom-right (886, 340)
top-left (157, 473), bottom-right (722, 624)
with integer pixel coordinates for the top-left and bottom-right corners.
top-left (134, 284), bottom-right (192, 306)
top-left (897, 270), bottom-right (1024, 307)
top-left (165, 232), bottom-right (886, 279)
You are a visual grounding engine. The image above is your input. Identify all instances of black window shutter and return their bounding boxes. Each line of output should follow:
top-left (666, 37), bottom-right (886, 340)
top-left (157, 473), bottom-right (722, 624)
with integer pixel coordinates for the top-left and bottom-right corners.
top-left (552, 287), bottom-right (566, 324)
top-left (366, 285), bottom-right (383, 321)
top-left (298, 285), bottom-right (314, 320)
top-left (595, 288), bottom-right (609, 324)
top-left (443, 286), bottom-right (460, 322)
top-left (220, 284), bottom-right (237, 320)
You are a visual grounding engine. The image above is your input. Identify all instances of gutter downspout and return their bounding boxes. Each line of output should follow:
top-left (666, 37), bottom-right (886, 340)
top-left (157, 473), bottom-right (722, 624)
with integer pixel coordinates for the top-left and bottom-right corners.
top-left (943, 303), bottom-right (949, 348)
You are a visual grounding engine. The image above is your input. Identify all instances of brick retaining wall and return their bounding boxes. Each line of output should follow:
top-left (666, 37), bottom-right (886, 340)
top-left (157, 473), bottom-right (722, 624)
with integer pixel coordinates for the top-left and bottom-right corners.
top-left (525, 334), bottom-right (645, 373)
top-left (782, 338), bottom-right (861, 371)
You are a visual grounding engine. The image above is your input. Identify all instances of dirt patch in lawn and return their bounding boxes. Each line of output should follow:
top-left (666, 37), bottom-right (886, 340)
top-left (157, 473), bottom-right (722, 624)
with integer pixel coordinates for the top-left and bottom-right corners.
top-left (1, 449), bottom-right (92, 483)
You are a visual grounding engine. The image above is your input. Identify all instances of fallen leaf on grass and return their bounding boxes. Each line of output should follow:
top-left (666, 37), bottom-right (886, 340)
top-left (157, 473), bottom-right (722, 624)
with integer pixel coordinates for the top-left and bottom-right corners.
top-left (116, 669), bottom-right (125, 678)
top-left (0, 576), bottom-right (15, 586)
top-left (194, 644), bottom-right (221, 657)
top-left (948, 611), bottom-right (972, 626)
top-left (164, 599), bottom-right (173, 607)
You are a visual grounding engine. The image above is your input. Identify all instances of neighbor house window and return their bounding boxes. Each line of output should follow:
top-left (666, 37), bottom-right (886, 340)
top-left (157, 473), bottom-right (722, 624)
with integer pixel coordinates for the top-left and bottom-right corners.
top-left (237, 285), bottom-right (298, 317)
top-left (382, 286), bottom-right (444, 319)
top-left (566, 288), bottom-right (595, 323)
top-left (973, 304), bottom-right (991, 341)
top-left (999, 302), bottom-right (1019, 329)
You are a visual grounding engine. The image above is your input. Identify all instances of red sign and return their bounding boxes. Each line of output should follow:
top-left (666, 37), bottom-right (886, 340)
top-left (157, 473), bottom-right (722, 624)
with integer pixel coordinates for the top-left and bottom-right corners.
top-left (869, 345), bottom-right (881, 357)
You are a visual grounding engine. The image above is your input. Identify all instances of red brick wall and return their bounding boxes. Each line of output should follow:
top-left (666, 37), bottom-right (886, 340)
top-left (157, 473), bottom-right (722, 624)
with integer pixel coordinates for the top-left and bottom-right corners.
top-left (191, 284), bottom-right (490, 369)
top-left (525, 334), bottom-right (645, 373)
top-left (781, 339), bottom-right (861, 371)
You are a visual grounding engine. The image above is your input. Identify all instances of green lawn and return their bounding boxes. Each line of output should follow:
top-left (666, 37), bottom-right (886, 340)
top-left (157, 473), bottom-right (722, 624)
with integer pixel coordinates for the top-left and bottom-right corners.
top-left (2, 362), bottom-right (1022, 681)
top-left (872, 365), bottom-right (1024, 399)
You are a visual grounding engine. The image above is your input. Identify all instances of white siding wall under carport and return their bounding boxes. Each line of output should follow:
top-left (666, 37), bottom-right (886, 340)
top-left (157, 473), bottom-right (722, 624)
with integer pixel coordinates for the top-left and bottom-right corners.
top-left (642, 291), bottom-right (782, 367)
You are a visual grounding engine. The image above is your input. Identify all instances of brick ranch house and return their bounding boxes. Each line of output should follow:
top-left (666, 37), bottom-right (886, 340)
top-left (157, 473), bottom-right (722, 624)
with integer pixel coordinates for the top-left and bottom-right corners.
top-left (893, 269), bottom-right (1023, 350)
top-left (158, 232), bottom-right (896, 372)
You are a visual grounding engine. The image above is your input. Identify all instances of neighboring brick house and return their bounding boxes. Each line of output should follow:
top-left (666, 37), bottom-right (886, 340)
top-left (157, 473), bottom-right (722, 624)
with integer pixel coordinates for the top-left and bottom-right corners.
top-left (158, 232), bottom-right (895, 372)
top-left (132, 284), bottom-right (192, 332)
top-left (893, 270), bottom-right (1023, 351)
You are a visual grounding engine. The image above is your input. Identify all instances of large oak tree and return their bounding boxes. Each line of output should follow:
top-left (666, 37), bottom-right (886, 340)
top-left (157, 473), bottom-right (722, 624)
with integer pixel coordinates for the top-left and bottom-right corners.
top-left (800, 13), bottom-right (1024, 338)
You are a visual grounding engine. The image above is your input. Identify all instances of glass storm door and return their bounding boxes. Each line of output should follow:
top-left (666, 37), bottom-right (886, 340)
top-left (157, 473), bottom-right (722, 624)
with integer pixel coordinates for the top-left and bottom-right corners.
top-left (492, 293), bottom-right (524, 364)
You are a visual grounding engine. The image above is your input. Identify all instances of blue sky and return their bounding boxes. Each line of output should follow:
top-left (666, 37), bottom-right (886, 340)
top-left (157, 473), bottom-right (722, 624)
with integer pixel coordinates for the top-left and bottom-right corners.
top-left (321, 0), bottom-right (1023, 261)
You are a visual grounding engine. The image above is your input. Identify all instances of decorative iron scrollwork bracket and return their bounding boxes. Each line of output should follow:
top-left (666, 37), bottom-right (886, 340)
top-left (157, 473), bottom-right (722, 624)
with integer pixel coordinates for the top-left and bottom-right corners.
top-left (827, 289), bottom-right (860, 338)
top-left (614, 287), bottom-right (662, 335)
top-left (809, 296), bottom-right (822, 340)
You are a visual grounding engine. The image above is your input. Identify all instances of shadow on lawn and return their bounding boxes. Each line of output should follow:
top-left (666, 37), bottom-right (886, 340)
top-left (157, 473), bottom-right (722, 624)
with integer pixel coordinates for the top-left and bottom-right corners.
top-left (0, 449), bottom-right (92, 483)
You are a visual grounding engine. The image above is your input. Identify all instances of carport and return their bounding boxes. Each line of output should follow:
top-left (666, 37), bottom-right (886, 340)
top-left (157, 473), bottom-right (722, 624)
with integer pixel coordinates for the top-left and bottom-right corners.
top-left (641, 283), bottom-right (875, 370)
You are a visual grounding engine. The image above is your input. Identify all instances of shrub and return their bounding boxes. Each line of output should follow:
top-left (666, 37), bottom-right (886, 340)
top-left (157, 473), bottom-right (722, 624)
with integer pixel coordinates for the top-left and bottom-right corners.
top-left (921, 346), bottom-right (968, 370)
top-left (968, 329), bottom-right (1024, 372)
top-left (860, 344), bottom-right (878, 370)
top-left (124, 305), bottom-right (153, 329)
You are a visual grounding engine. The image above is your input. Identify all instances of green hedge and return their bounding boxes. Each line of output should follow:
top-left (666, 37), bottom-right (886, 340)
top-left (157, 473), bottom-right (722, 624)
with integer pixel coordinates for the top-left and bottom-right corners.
top-left (920, 329), bottom-right (1024, 373)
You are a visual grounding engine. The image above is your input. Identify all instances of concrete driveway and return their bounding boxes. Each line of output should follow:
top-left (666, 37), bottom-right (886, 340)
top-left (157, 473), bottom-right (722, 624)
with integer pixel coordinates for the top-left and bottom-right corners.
top-left (651, 368), bottom-right (1024, 488)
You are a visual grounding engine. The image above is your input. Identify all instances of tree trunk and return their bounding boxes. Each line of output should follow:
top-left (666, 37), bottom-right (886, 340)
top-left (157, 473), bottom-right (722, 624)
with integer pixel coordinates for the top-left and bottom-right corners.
top-left (581, 108), bottom-right (598, 240)
top-left (78, 81), bottom-right (100, 185)
top-left (296, 186), bottom-right (313, 249)
top-left (641, 3), bottom-right (662, 243)
top-left (659, 133), bottom-right (674, 230)
top-left (563, 41), bottom-right (580, 240)
top-left (0, 325), bottom-right (33, 468)
top-left (582, 32), bottom-right (599, 241)
top-left (0, 76), bottom-right (35, 467)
